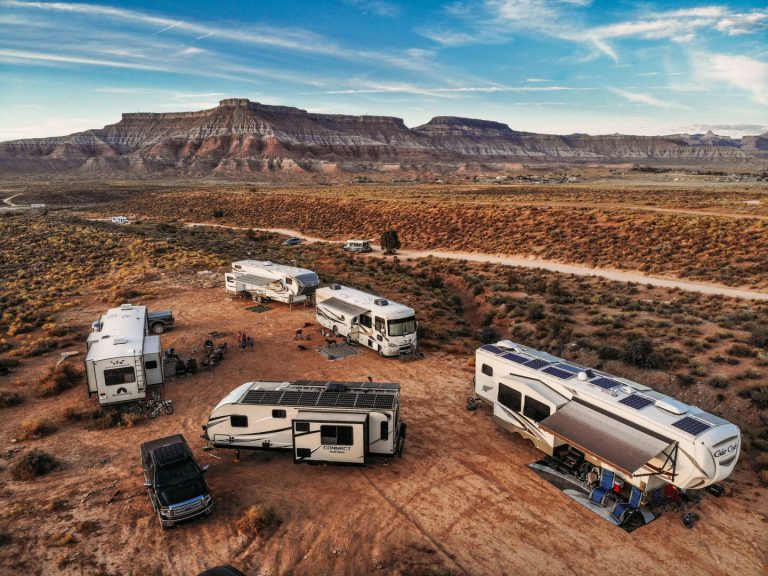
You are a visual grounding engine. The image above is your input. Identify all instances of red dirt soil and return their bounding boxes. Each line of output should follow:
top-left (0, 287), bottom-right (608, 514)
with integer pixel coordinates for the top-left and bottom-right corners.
top-left (1, 287), bottom-right (766, 575)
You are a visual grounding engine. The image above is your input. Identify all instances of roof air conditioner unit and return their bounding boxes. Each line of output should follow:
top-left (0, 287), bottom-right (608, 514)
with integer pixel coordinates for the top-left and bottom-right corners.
top-left (262, 261), bottom-right (272, 266)
top-left (330, 284), bottom-right (341, 290)
top-left (114, 337), bottom-right (128, 345)
top-left (120, 303), bottom-right (133, 310)
top-left (374, 298), bottom-right (388, 306)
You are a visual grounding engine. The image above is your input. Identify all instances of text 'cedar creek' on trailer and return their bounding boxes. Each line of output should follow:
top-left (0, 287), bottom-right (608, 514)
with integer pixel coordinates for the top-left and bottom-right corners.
top-left (224, 260), bottom-right (319, 304)
top-left (315, 284), bottom-right (417, 357)
top-left (203, 380), bottom-right (406, 465)
top-left (85, 304), bottom-right (164, 406)
top-left (475, 340), bottom-right (740, 492)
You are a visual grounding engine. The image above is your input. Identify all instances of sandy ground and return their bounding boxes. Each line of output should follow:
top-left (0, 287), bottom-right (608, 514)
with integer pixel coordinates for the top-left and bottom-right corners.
top-left (185, 223), bottom-right (768, 302)
top-left (2, 287), bottom-right (767, 576)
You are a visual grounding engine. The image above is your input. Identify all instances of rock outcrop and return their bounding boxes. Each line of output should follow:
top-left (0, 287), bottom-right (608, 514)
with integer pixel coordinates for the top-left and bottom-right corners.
top-left (0, 98), bottom-right (763, 175)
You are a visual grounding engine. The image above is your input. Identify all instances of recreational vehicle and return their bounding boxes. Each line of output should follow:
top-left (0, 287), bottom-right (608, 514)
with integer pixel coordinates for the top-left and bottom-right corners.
top-left (203, 380), bottom-right (406, 465)
top-left (474, 341), bottom-right (740, 492)
top-left (111, 216), bottom-right (129, 224)
top-left (343, 240), bottom-right (372, 253)
top-left (85, 304), bottom-right (164, 406)
top-left (224, 260), bottom-right (319, 304)
top-left (315, 284), bottom-right (417, 357)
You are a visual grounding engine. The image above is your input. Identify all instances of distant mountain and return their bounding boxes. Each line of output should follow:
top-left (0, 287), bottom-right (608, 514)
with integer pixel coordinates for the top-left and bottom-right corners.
top-left (0, 98), bottom-right (764, 176)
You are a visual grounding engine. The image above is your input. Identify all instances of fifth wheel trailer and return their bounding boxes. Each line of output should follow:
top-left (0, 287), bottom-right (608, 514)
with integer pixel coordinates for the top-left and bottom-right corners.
top-left (315, 284), bottom-right (417, 357)
top-left (224, 260), bottom-right (319, 304)
top-left (85, 304), bottom-right (164, 406)
top-left (474, 340), bottom-right (740, 492)
top-left (203, 380), bottom-right (405, 465)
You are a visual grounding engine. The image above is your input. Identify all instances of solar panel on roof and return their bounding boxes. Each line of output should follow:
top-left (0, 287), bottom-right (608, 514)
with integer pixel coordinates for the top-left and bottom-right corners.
top-left (502, 352), bottom-right (529, 364)
top-left (261, 391), bottom-right (283, 403)
top-left (541, 366), bottom-right (574, 380)
top-left (619, 394), bottom-right (654, 410)
top-left (672, 416), bottom-right (711, 436)
top-left (317, 393), bottom-right (338, 407)
top-left (243, 390), bottom-right (266, 404)
top-left (356, 395), bottom-right (377, 408)
top-left (374, 396), bottom-right (395, 409)
top-left (481, 344), bottom-right (504, 355)
top-left (336, 393), bottom-right (357, 407)
top-left (299, 392), bottom-right (320, 406)
top-left (591, 377), bottom-right (620, 390)
top-left (280, 391), bottom-right (302, 405)
top-left (524, 358), bottom-right (550, 370)
top-left (557, 364), bottom-right (582, 374)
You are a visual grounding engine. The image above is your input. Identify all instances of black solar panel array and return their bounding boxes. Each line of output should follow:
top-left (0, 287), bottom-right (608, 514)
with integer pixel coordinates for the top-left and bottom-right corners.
top-left (480, 344), bottom-right (505, 355)
top-left (524, 358), bottom-right (550, 370)
top-left (591, 377), bottom-right (621, 390)
top-left (619, 394), bottom-right (655, 410)
top-left (541, 366), bottom-right (575, 380)
top-left (242, 384), bottom-right (397, 410)
top-left (503, 352), bottom-right (529, 364)
top-left (672, 416), bottom-right (711, 436)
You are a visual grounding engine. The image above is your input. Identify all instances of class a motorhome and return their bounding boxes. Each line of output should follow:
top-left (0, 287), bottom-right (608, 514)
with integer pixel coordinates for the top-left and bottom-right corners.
top-left (315, 284), bottom-right (417, 357)
top-left (224, 260), bottom-right (319, 304)
top-left (203, 380), bottom-right (406, 465)
top-left (475, 340), bottom-right (740, 492)
top-left (85, 304), bottom-right (164, 405)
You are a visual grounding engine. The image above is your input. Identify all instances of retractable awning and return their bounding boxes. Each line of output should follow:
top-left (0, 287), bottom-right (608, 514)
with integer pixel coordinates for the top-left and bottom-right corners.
top-left (319, 297), bottom-right (367, 318)
top-left (539, 400), bottom-right (673, 476)
top-left (236, 273), bottom-right (275, 287)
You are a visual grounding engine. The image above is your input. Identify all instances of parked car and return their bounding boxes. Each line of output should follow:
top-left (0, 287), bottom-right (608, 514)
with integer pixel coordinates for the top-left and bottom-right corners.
top-left (140, 434), bottom-right (213, 528)
top-left (147, 309), bottom-right (175, 334)
top-left (342, 240), bottom-right (372, 253)
top-left (282, 237), bottom-right (302, 246)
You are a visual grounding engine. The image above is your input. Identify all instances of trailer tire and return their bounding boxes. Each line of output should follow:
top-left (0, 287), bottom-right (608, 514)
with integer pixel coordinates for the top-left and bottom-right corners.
top-left (151, 323), bottom-right (164, 334)
top-left (332, 325), bottom-right (339, 336)
top-left (378, 346), bottom-right (385, 357)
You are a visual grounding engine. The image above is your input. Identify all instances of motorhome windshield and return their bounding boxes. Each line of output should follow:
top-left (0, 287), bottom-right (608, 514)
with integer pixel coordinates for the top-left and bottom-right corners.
top-left (388, 316), bottom-right (416, 337)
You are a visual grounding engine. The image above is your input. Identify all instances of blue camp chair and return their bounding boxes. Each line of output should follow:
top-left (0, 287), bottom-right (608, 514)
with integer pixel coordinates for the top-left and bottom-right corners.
top-left (611, 486), bottom-right (643, 524)
top-left (589, 469), bottom-right (616, 506)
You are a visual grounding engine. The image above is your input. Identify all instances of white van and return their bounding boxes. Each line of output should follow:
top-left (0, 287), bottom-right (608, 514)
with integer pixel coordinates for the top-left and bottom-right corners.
top-left (343, 240), bottom-right (372, 253)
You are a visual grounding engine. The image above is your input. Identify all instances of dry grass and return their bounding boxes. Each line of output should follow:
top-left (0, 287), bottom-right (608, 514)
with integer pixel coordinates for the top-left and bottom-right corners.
top-left (10, 449), bottom-right (59, 480)
top-left (0, 390), bottom-right (23, 408)
top-left (236, 504), bottom-right (280, 537)
top-left (36, 363), bottom-right (83, 397)
top-left (20, 417), bottom-right (57, 439)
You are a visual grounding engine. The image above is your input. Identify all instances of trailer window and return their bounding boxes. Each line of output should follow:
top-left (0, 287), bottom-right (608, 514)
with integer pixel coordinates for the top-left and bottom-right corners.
top-left (230, 415), bottom-right (248, 428)
top-left (359, 314), bottom-right (372, 328)
top-left (320, 425), bottom-right (354, 446)
top-left (285, 277), bottom-right (293, 285)
top-left (380, 421), bottom-right (389, 441)
top-left (104, 366), bottom-right (135, 386)
top-left (375, 317), bottom-right (385, 333)
top-left (144, 360), bottom-right (158, 370)
top-left (523, 397), bottom-right (550, 422)
top-left (388, 316), bottom-right (416, 336)
top-left (272, 409), bottom-right (286, 419)
top-left (498, 383), bottom-right (521, 412)
top-left (481, 364), bottom-right (493, 376)
top-left (295, 422), bottom-right (310, 432)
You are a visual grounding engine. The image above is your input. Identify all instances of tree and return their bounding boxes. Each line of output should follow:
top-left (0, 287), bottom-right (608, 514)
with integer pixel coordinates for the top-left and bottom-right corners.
top-left (380, 229), bottom-right (401, 254)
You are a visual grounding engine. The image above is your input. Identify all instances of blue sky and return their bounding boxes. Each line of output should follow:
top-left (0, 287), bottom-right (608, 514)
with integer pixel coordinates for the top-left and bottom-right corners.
top-left (1, 0), bottom-right (766, 141)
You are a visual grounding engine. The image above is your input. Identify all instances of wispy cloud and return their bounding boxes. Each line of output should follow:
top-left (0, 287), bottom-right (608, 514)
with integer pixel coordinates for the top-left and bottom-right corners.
top-left (342, 0), bottom-right (400, 18)
top-left (326, 81), bottom-right (596, 97)
top-left (692, 51), bottom-right (768, 105)
top-left (152, 20), bottom-right (182, 36)
top-left (608, 87), bottom-right (680, 109)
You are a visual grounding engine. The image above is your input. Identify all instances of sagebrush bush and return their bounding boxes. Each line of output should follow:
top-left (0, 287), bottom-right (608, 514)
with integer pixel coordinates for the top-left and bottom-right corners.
top-left (11, 449), bottom-right (59, 480)
top-left (0, 390), bottom-right (23, 408)
top-left (236, 504), bottom-right (280, 536)
top-left (20, 417), bottom-right (56, 439)
top-left (37, 363), bottom-right (83, 397)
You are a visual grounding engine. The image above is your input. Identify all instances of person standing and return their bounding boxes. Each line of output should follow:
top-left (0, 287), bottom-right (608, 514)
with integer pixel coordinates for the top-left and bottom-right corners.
top-left (240, 334), bottom-right (247, 352)
top-left (248, 336), bottom-right (254, 352)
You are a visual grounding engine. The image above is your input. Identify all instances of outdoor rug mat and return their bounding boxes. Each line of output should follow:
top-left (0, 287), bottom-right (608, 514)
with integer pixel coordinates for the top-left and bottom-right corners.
top-left (529, 459), bottom-right (658, 533)
top-left (317, 343), bottom-right (361, 360)
top-left (246, 305), bottom-right (272, 313)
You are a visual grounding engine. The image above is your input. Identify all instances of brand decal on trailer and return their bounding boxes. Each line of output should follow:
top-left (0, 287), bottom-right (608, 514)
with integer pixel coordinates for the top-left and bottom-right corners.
top-left (714, 444), bottom-right (737, 458)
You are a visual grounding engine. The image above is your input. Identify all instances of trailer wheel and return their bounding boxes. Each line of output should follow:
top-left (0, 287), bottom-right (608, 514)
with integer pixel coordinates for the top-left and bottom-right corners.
top-left (332, 325), bottom-right (339, 336)
top-left (378, 346), bottom-right (385, 357)
top-left (151, 323), bottom-right (164, 334)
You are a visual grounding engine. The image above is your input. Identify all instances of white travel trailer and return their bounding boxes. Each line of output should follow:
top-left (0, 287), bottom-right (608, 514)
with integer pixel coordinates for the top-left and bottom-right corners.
top-left (111, 216), bottom-right (129, 224)
top-left (475, 341), bottom-right (740, 492)
top-left (203, 380), bottom-right (406, 465)
top-left (224, 260), bottom-right (319, 304)
top-left (342, 240), bottom-right (372, 253)
top-left (315, 284), bottom-right (417, 357)
top-left (85, 304), bottom-right (164, 406)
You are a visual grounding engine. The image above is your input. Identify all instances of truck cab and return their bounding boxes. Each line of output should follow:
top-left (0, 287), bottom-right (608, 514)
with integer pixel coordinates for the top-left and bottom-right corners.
top-left (140, 434), bottom-right (213, 528)
top-left (147, 309), bottom-right (174, 334)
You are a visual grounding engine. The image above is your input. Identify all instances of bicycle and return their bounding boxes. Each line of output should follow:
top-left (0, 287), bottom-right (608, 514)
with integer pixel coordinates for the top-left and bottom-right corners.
top-left (144, 390), bottom-right (162, 411)
top-left (148, 399), bottom-right (174, 419)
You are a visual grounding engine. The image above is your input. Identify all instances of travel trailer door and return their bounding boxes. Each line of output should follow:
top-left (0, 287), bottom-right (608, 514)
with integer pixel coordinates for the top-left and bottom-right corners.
top-left (292, 412), bottom-right (369, 465)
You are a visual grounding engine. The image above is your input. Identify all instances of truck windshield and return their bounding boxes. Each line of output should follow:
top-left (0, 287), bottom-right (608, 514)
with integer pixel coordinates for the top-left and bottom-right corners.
top-left (159, 480), bottom-right (204, 506)
top-left (157, 460), bottom-right (199, 486)
top-left (388, 316), bottom-right (416, 337)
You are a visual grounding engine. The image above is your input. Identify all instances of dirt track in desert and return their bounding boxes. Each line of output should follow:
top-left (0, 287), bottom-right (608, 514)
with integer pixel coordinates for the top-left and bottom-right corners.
top-left (2, 286), bottom-right (766, 575)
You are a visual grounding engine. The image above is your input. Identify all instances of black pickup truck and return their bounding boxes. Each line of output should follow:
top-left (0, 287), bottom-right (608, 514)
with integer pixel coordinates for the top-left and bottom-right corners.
top-left (140, 434), bottom-right (213, 528)
top-left (147, 309), bottom-right (175, 334)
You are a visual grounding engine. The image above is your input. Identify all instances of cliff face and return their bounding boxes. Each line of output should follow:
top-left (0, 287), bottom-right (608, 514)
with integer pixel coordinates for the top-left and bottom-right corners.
top-left (0, 99), bottom-right (763, 175)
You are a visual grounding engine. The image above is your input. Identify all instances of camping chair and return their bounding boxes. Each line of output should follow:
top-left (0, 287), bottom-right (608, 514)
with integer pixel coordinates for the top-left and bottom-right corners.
top-left (589, 469), bottom-right (616, 507)
top-left (611, 486), bottom-right (643, 524)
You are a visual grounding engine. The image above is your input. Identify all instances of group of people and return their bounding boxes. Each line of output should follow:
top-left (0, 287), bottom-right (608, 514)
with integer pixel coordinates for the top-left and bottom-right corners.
top-left (237, 331), bottom-right (255, 352)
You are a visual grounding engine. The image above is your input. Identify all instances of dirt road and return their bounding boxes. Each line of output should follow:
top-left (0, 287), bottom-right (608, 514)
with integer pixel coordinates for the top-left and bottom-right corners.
top-left (2, 287), bottom-right (765, 575)
top-left (186, 223), bottom-right (768, 301)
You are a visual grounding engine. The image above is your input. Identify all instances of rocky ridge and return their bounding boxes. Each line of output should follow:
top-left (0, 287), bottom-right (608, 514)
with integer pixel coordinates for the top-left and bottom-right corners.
top-left (0, 98), bottom-right (765, 175)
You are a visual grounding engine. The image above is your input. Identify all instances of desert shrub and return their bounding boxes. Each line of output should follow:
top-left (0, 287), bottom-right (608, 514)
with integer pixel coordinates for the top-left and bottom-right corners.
top-left (526, 302), bottom-right (545, 321)
top-left (622, 335), bottom-right (663, 369)
top-left (597, 345), bottom-right (622, 361)
top-left (37, 363), bottom-right (83, 397)
top-left (727, 343), bottom-right (756, 358)
top-left (11, 449), bottom-right (59, 480)
top-left (380, 229), bottom-right (401, 254)
top-left (748, 325), bottom-right (768, 349)
top-left (0, 390), bottom-right (23, 407)
top-left (236, 504), bottom-right (280, 536)
top-left (738, 385), bottom-right (768, 409)
top-left (478, 326), bottom-right (500, 344)
top-left (0, 532), bottom-right (11, 547)
top-left (708, 375), bottom-right (729, 389)
top-left (676, 374), bottom-right (696, 387)
top-left (20, 417), bottom-right (56, 439)
top-left (65, 406), bottom-right (143, 429)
